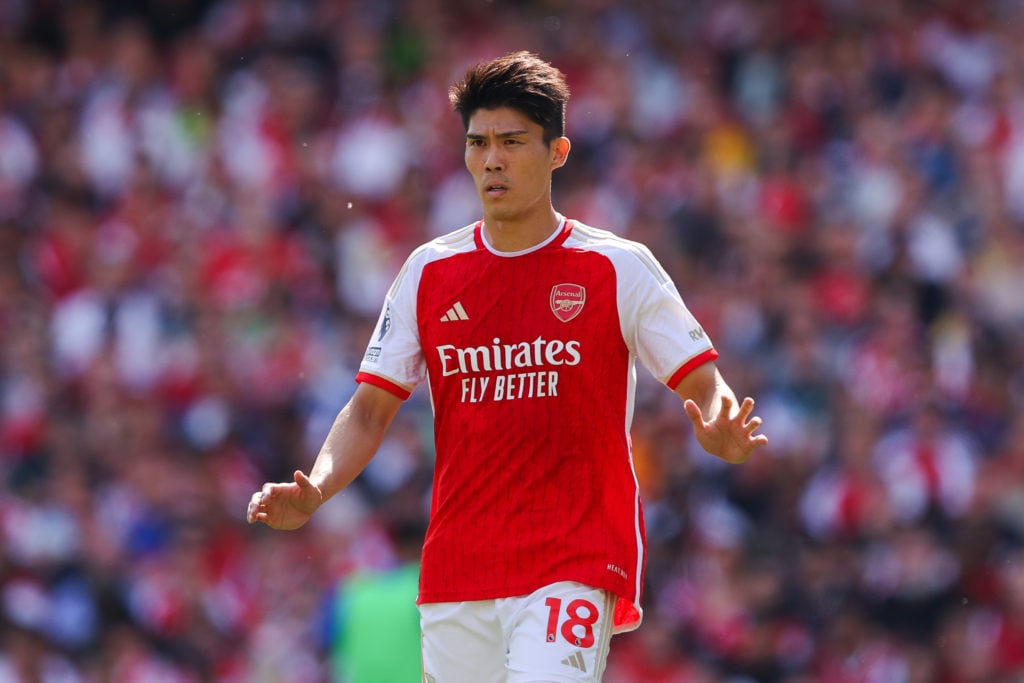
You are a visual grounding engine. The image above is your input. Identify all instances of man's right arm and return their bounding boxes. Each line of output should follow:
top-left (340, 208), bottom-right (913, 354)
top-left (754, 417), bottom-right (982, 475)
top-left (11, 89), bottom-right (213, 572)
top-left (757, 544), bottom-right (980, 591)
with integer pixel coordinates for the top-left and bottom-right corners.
top-left (310, 381), bottom-right (405, 500)
top-left (247, 382), bottom-right (405, 529)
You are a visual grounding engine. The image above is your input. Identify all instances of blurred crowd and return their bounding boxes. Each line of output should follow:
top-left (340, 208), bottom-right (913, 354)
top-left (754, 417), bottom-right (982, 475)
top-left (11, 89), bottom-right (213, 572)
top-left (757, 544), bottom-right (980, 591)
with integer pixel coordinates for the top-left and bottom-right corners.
top-left (1, 0), bottom-right (1023, 681)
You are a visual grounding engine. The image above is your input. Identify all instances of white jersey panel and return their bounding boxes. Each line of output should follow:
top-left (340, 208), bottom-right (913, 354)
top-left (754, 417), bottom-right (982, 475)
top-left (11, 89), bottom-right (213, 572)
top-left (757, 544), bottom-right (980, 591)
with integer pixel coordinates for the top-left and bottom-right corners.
top-left (563, 222), bottom-right (714, 383)
top-left (359, 223), bottom-right (479, 390)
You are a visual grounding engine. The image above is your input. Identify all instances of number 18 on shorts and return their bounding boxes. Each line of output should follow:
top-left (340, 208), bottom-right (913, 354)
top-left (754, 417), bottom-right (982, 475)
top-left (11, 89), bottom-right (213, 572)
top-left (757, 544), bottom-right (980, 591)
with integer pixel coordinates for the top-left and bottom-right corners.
top-left (420, 581), bottom-right (616, 682)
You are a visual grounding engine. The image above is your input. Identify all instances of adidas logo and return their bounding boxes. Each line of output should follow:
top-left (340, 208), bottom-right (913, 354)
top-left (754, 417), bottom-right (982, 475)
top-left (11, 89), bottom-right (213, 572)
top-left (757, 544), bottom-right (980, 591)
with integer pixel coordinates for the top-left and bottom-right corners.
top-left (440, 302), bottom-right (469, 322)
top-left (561, 650), bottom-right (586, 673)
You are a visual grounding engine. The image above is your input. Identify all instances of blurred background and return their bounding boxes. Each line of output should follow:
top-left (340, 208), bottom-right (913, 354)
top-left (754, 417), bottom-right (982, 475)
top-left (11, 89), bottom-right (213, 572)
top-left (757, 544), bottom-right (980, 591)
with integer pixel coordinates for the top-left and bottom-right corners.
top-left (1, 0), bottom-right (1023, 681)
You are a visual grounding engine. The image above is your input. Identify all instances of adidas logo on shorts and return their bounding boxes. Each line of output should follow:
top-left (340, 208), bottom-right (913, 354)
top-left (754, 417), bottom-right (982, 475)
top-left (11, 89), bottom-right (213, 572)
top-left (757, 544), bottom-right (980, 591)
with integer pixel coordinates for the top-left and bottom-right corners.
top-left (561, 650), bottom-right (586, 672)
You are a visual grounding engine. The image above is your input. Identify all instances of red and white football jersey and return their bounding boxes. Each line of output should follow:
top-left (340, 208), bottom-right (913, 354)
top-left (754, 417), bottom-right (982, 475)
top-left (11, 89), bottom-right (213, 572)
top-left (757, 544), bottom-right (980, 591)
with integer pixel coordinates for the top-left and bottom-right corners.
top-left (356, 217), bottom-right (717, 633)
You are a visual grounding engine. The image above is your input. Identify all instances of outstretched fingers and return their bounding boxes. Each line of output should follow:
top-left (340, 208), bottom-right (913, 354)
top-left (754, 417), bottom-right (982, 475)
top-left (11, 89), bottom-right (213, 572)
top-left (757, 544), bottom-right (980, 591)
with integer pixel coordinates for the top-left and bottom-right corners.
top-left (683, 398), bottom-right (705, 426)
top-left (735, 396), bottom-right (756, 421)
top-left (718, 393), bottom-right (735, 420)
top-left (738, 398), bottom-right (768, 446)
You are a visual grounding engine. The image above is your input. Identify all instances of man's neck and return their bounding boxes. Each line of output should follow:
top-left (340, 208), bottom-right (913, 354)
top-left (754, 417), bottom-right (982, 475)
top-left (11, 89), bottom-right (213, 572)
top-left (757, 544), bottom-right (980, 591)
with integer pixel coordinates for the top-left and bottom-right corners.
top-left (482, 209), bottom-right (562, 253)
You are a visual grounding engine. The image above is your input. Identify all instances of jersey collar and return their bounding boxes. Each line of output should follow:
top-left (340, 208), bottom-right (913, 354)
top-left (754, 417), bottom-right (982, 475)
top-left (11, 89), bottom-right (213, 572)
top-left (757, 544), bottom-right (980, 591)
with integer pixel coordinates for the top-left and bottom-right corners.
top-left (474, 215), bottom-right (573, 255)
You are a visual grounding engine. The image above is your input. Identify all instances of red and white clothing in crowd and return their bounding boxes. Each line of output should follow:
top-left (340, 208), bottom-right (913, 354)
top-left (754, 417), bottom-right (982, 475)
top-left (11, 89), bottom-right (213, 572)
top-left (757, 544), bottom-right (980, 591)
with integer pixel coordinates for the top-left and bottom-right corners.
top-left (356, 216), bottom-right (717, 633)
top-left (872, 420), bottom-right (978, 523)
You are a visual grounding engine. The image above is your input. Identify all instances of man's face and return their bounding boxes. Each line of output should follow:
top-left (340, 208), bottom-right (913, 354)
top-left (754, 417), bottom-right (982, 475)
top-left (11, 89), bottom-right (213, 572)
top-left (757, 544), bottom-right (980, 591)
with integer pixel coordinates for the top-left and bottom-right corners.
top-left (464, 106), bottom-right (568, 223)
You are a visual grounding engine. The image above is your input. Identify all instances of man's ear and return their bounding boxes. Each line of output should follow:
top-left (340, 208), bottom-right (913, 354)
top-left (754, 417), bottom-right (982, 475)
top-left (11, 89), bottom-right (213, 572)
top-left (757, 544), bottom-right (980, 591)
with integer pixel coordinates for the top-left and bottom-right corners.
top-left (551, 136), bottom-right (571, 169)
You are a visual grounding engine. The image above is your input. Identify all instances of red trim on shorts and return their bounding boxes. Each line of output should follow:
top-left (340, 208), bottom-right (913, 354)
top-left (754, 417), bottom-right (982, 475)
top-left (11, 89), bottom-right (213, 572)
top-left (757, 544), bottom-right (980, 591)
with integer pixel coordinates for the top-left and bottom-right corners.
top-left (666, 348), bottom-right (719, 390)
top-left (356, 371), bottom-right (412, 400)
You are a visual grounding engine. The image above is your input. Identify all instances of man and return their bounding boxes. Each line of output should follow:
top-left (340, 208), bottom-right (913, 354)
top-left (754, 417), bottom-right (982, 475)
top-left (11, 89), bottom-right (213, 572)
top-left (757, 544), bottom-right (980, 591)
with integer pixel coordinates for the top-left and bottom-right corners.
top-left (248, 51), bottom-right (767, 682)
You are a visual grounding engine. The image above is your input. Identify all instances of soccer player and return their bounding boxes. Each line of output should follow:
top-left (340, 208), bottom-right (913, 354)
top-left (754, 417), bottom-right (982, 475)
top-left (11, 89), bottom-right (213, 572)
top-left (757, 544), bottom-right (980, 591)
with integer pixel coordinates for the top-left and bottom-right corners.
top-left (247, 50), bottom-right (768, 682)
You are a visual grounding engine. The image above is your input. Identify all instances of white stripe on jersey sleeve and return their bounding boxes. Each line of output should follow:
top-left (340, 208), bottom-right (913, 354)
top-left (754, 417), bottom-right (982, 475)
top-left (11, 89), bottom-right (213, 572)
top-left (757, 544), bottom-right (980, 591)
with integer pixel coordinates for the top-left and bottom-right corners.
top-left (385, 222), bottom-right (478, 299)
top-left (362, 222), bottom-right (480, 390)
top-left (564, 222), bottom-right (714, 384)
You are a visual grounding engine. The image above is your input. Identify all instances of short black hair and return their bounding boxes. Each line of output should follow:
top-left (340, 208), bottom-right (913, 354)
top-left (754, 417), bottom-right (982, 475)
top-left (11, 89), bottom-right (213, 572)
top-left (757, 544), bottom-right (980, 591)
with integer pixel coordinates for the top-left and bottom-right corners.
top-left (449, 51), bottom-right (570, 143)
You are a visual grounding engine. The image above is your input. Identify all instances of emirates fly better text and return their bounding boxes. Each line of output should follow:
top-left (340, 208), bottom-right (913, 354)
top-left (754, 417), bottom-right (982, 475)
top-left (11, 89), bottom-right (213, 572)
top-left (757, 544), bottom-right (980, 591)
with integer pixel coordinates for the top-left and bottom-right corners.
top-left (436, 336), bottom-right (581, 403)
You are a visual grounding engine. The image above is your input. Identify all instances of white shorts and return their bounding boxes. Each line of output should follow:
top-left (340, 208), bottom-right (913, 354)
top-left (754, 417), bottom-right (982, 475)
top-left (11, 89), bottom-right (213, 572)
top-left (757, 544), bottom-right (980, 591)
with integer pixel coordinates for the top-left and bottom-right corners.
top-left (420, 581), bottom-right (615, 683)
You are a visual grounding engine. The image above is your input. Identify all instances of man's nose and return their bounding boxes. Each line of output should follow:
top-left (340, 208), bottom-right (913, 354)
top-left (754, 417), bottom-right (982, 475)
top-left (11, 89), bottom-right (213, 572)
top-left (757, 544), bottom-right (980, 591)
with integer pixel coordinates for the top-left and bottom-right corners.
top-left (484, 146), bottom-right (504, 172)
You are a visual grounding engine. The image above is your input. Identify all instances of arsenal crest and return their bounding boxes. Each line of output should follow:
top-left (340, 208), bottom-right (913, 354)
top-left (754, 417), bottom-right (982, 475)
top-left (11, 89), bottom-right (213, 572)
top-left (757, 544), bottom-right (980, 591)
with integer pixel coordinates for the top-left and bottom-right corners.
top-left (550, 283), bottom-right (586, 322)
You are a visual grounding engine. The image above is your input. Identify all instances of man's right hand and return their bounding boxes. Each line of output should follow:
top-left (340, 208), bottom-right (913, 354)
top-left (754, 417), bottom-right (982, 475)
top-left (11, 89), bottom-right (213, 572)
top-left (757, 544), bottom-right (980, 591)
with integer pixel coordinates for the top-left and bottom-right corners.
top-left (246, 470), bottom-right (324, 530)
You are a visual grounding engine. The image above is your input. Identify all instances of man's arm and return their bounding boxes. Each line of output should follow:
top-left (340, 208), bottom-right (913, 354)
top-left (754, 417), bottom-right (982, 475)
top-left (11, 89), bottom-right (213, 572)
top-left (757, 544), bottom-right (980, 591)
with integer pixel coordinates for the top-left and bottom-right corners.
top-left (246, 382), bottom-right (405, 529)
top-left (673, 360), bottom-right (767, 464)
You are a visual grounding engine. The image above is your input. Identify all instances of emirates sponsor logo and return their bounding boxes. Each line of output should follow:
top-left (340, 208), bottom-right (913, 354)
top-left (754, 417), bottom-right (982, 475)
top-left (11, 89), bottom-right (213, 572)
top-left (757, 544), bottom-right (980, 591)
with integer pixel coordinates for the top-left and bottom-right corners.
top-left (436, 336), bottom-right (581, 403)
top-left (436, 336), bottom-right (581, 376)
top-left (550, 283), bottom-right (585, 322)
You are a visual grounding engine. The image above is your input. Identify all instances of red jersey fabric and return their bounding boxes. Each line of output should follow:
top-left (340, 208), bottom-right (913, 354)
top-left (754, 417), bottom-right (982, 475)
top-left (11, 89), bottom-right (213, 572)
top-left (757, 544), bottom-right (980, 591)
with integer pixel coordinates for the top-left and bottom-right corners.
top-left (356, 218), bottom-right (717, 633)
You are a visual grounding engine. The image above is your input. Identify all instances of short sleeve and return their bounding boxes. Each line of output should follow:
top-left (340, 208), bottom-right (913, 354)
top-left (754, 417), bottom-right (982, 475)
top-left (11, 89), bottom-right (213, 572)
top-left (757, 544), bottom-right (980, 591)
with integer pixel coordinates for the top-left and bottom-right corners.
top-left (613, 243), bottom-right (717, 387)
top-left (356, 254), bottom-right (428, 398)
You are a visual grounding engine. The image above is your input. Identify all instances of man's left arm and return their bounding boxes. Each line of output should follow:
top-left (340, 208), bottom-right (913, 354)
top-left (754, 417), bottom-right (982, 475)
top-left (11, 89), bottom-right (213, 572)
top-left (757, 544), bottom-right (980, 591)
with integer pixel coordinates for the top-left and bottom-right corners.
top-left (673, 361), bottom-right (768, 464)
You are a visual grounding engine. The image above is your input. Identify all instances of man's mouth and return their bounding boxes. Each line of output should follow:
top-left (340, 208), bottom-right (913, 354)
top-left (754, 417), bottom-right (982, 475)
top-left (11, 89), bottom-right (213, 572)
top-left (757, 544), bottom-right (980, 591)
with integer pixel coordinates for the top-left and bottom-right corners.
top-left (484, 182), bottom-right (509, 196)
